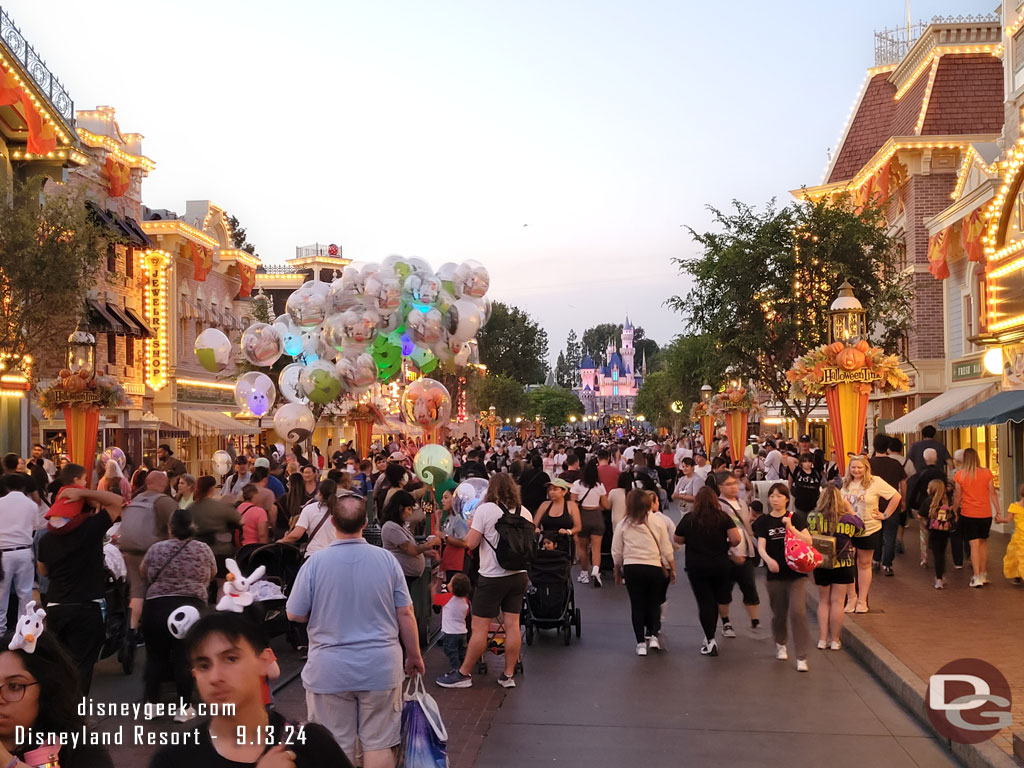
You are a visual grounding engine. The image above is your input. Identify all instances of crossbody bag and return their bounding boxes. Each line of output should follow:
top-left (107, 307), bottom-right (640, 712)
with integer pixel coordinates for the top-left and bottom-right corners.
top-left (640, 522), bottom-right (670, 578)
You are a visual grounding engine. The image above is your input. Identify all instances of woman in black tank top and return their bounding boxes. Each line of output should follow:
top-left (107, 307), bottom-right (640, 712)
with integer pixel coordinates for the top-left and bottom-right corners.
top-left (533, 480), bottom-right (582, 537)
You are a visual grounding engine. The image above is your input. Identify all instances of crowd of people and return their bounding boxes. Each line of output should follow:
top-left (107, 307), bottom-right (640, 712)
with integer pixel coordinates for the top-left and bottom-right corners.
top-left (0, 419), bottom-right (1008, 765)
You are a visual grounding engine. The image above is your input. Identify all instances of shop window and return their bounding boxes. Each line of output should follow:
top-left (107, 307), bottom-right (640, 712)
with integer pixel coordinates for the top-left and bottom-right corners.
top-left (126, 336), bottom-right (134, 368)
top-left (126, 247), bottom-right (134, 279)
top-left (106, 244), bottom-right (116, 273)
top-left (107, 333), bottom-right (117, 365)
top-left (963, 294), bottom-right (975, 355)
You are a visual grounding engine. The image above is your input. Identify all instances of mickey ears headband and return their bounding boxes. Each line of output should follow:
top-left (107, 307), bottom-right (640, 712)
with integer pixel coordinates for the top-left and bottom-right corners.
top-left (9, 600), bottom-right (46, 654)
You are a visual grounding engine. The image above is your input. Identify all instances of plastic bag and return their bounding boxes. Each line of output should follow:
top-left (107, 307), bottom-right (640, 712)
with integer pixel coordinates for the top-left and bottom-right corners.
top-left (399, 675), bottom-right (448, 768)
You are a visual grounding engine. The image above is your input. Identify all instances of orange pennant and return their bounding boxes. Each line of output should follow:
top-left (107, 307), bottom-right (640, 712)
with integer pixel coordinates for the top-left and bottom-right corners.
top-left (928, 227), bottom-right (951, 280)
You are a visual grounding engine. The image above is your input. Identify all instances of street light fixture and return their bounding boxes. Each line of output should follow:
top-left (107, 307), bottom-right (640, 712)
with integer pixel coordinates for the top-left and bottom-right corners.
top-left (67, 330), bottom-right (96, 376)
top-left (828, 279), bottom-right (866, 344)
top-left (701, 383), bottom-right (712, 403)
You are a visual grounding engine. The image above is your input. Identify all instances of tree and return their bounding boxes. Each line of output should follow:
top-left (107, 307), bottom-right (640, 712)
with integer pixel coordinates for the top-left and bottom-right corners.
top-left (527, 386), bottom-right (584, 426)
top-left (561, 330), bottom-right (581, 387)
top-left (582, 323), bottom-right (621, 362)
top-left (554, 351), bottom-right (569, 389)
top-left (634, 334), bottom-right (729, 427)
top-left (468, 374), bottom-right (527, 418)
top-left (0, 179), bottom-right (103, 374)
top-left (634, 371), bottom-right (675, 427)
top-left (474, 302), bottom-right (549, 384)
top-left (635, 337), bottom-right (661, 374)
top-left (669, 197), bottom-right (913, 432)
top-left (228, 214), bottom-right (258, 256)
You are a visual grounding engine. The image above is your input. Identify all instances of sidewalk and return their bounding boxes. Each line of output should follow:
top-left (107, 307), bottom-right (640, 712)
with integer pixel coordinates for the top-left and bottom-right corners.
top-left (833, 522), bottom-right (1022, 766)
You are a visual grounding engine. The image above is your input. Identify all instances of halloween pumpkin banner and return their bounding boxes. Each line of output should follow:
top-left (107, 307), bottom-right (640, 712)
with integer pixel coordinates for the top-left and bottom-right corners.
top-left (710, 385), bottom-right (759, 467)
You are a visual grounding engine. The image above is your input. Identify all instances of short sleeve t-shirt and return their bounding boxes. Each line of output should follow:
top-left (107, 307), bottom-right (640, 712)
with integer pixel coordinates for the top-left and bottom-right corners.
top-left (752, 512), bottom-right (808, 580)
top-left (955, 468), bottom-right (995, 518)
top-left (806, 511), bottom-right (864, 569)
top-left (842, 476), bottom-right (897, 536)
top-left (295, 501), bottom-right (336, 556)
top-left (570, 481), bottom-right (605, 509)
top-left (674, 511), bottom-right (735, 571)
top-left (597, 464), bottom-right (621, 492)
top-left (381, 520), bottom-right (425, 578)
top-left (471, 502), bottom-right (533, 578)
top-left (440, 514), bottom-right (470, 572)
top-left (38, 510), bottom-right (112, 602)
top-left (790, 468), bottom-right (822, 512)
top-left (238, 503), bottom-right (269, 547)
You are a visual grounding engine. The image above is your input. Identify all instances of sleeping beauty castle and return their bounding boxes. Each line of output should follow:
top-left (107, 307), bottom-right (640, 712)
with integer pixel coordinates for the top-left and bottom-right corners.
top-left (576, 317), bottom-right (646, 421)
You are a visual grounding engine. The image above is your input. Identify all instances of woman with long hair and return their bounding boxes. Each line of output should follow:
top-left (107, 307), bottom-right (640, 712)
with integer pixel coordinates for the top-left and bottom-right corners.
top-left (952, 447), bottom-right (999, 587)
top-left (381, 489), bottom-right (440, 647)
top-left (923, 478), bottom-right (956, 589)
top-left (673, 487), bottom-right (741, 657)
top-left (841, 456), bottom-right (900, 613)
top-left (807, 485), bottom-right (862, 650)
top-left (570, 458), bottom-right (610, 587)
top-left (612, 490), bottom-right (675, 655)
top-left (281, 479), bottom-right (340, 559)
top-left (277, 471), bottom-right (308, 535)
top-left (129, 467), bottom-right (149, 499)
top-left (97, 459), bottom-right (131, 504)
top-left (753, 483), bottom-right (813, 671)
top-left (533, 479), bottom-right (582, 546)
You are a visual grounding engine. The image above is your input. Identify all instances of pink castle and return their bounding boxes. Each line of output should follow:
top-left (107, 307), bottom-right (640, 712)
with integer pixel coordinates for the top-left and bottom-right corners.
top-left (576, 317), bottom-right (645, 418)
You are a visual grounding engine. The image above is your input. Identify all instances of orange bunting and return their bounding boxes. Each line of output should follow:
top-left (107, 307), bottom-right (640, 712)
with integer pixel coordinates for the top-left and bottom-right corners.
top-left (104, 156), bottom-right (131, 197)
top-left (961, 207), bottom-right (986, 263)
top-left (238, 263), bottom-right (255, 298)
top-left (928, 227), bottom-right (951, 280)
top-left (190, 241), bottom-right (212, 282)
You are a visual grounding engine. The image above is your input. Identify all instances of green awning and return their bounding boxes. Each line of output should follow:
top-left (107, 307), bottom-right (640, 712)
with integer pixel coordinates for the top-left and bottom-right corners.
top-left (938, 391), bottom-right (1024, 429)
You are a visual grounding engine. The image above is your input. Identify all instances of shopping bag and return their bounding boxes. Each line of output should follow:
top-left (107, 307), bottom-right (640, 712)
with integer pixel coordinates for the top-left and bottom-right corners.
top-left (399, 675), bottom-right (448, 768)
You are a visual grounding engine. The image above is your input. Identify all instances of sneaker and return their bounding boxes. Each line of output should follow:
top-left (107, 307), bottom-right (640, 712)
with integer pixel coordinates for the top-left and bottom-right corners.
top-left (436, 670), bottom-right (473, 688)
top-left (920, 559), bottom-right (928, 568)
top-left (871, 561), bottom-right (880, 572)
top-left (776, 644), bottom-right (789, 660)
top-left (592, 571), bottom-right (603, 588)
top-left (934, 578), bottom-right (944, 589)
top-left (577, 572), bottom-right (590, 584)
top-left (647, 635), bottom-right (661, 651)
top-left (636, 642), bottom-right (648, 656)
top-left (895, 540), bottom-right (904, 554)
top-left (700, 639), bottom-right (718, 656)
top-left (980, 573), bottom-right (990, 585)
top-left (497, 674), bottom-right (516, 688)
top-left (882, 566), bottom-right (894, 577)
top-left (796, 659), bottom-right (809, 672)
top-left (969, 576), bottom-right (982, 588)
top-left (816, 640), bottom-right (828, 650)
top-left (721, 623), bottom-right (736, 638)
top-left (954, 564), bottom-right (964, 570)
top-left (830, 641), bottom-right (842, 651)
top-left (173, 705), bottom-right (197, 724)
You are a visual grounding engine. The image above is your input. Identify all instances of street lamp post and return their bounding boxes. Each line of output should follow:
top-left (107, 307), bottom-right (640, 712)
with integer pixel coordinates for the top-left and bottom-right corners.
top-left (701, 383), bottom-right (712, 403)
top-left (67, 330), bottom-right (97, 376)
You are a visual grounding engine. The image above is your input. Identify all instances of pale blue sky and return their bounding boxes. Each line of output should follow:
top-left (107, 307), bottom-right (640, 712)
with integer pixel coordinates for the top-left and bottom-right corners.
top-left (9, 0), bottom-right (996, 363)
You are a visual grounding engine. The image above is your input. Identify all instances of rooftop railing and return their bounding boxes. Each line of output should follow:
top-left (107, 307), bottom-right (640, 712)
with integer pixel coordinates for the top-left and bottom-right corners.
top-left (0, 5), bottom-right (73, 128)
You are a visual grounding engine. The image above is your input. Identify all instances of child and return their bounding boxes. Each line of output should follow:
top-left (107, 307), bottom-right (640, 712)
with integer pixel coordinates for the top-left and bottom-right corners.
top-left (540, 536), bottom-right (558, 551)
top-left (923, 478), bottom-right (956, 589)
top-left (441, 573), bottom-right (471, 671)
top-left (996, 484), bottom-right (1024, 584)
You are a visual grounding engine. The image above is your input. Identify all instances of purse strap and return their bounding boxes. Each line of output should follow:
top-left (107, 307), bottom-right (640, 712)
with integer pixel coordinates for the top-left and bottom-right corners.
top-left (641, 520), bottom-right (669, 571)
top-left (152, 540), bottom-right (191, 583)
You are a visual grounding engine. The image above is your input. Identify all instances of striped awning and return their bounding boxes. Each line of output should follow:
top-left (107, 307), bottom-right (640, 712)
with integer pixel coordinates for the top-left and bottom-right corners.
top-left (177, 409), bottom-right (259, 437)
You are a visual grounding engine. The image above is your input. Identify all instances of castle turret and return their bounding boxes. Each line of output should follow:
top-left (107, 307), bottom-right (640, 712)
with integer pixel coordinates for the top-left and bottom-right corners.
top-left (621, 316), bottom-right (635, 382)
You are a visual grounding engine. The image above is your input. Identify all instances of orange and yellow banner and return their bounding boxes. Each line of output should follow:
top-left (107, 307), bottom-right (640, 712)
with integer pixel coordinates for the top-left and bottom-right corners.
top-left (824, 381), bottom-right (869, 477)
top-left (62, 406), bottom-right (100, 484)
top-left (928, 227), bottom-right (951, 280)
top-left (723, 410), bottom-right (749, 467)
top-left (961, 207), bottom-right (986, 263)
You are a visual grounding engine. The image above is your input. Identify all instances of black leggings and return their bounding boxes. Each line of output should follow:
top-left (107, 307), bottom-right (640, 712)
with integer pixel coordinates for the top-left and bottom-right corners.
top-left (687, 565), bottom-right (731, 643)
top-left (623, 565), bottom-right (667, 643)
top-left (929, 530), bottom-right (950, 580)
top-left (142, 596), bottom-right (205, 704)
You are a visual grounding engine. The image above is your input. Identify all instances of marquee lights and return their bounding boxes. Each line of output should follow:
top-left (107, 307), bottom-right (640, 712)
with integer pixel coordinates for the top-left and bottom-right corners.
top-left (141, 220), bottom-right (219, 250)
top-left (952, 145), bottom-right (999, 201)
top-left (76, 128), bottom-right (155, 171)
top-left (142, 250), bottom-right (170, 391)
top-left (912, 58), bottom-right (941, 135)
top-left (177, 378), bottom-right (235, 391)
top-left (894, 45), bottom-right (1000, 100)
top-left (0, 50), bottom-right (71, 144)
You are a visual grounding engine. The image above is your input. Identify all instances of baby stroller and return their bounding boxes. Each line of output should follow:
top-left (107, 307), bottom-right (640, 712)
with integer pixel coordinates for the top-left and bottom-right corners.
top-left (99, 542), bottom-right (132, 674)
top-left (236, 543), bottom-right (303, 647)
top-left (475, 613), bottom-right (525, 676)
top-left (523, 540), bottom-right (581, 646)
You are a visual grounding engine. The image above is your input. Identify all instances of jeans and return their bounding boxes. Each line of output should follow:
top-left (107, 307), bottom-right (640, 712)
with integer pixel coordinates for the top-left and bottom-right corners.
top-left (766, 578), bottom-right (810, 660)
top-left (0, 548), bottom-right (35, 635)
top-left (441, 633), bottom-right (467, 670)
top-left (875, 512), bottom-right (902, 567)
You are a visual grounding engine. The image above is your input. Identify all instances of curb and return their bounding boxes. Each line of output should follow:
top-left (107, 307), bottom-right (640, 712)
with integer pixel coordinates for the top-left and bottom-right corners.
top-left (805, 590), bottom-right (1019, 768)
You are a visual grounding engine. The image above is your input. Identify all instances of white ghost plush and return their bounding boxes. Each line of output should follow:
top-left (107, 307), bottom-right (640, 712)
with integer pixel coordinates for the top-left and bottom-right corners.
top-left (216, 559), bottom-right (267, 613)
top-left (9, 601), bottom-right (46, 654)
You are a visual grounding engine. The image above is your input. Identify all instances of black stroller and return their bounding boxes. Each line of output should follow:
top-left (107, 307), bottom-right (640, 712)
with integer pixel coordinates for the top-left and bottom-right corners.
top-left (236, 543), bottom-right (303, 647)
top-left (523, 541), bottom-right (581, 646)
top-left (100, 566), bottom-right (133, 674)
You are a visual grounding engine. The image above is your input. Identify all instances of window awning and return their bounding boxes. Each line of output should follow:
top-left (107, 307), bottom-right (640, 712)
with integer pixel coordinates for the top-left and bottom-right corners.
top-left (127, 419), bottom-right (190, 438)
top-left (884, 382), bottom-right (996, 435)
top-left (124, 306), bottom-right (153, 338)
top-left (939, 390), bottom-right (1024, 429)
top-left (106, 303), bottom-right (142, 336)
top-left (116, 215), bottom-right (153, 248)
top-left (177, 409), bottom-right (260, 437)
top-left (86, 299), bottom-right (124, 334)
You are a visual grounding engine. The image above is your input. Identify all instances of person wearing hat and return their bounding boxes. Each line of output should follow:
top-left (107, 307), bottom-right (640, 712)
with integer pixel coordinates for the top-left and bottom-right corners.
top-left (253, 456), bottom-right (286, 497)
top-left (220, 455), bottom-right (252, 504)
top-left (156, 444), bottom-right (186, 480)
top-left (533, 478), bottom-right (582, 550)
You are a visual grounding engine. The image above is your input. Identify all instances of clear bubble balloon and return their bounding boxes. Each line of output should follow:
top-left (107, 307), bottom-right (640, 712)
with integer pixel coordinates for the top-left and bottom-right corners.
top-left (473, 296), bottom-right (493, 328)
top-left (414, 444), bottom-right (454, 485)
top-left (327, 275), bottom-right (361, 315)
top-left (453, 478), bottom-right (489, 518)
top-left (435, 262), bottom-right (458, 292)
top-left (296, 332), bottom-right (330, 366)
top-left (336, 353), bottom-right (377, 393)
top-left (278, 363), bottom-right (309, 405)
top-left (234, 371), bottom-right (277, 417)
top-left (273, 315), bottom-right (305, 357)
top-left (194, 328), bottom-right (232, 373)
top-left (212, 450), bottom-right (233, 476)
top-left (298, 360), bottom-right (342, 405)
top-left (454, 260), bottom-right (490, 299)
top-left (406, 307), bottom-right (444, 345)
top-left (341, 305), bottom-right (380, 346)
top-left (364, 270), bottom-right (401, 313)
top-left (400, 378), bottom-right (452, 430)
top-left (286, 281), bottom-right (330, 329)
top-left (446, 298), bottom-right (482, 343)
top-left (240, 323), bottom-right (284, 367)
top-left (273, 403), bottom-right (316, 444)
top-left (99, 447), bottom-right (126, 470)
top-left (402, 273), bottom-right (442, 306)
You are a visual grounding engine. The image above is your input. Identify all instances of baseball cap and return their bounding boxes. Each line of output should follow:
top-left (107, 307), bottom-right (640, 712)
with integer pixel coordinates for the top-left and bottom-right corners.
top-left (799, 434), bottom-right (812, 442)
top-left (547, 478), bottom-right (572, 491)
top-left (253, 457), bottom-right (270, 469)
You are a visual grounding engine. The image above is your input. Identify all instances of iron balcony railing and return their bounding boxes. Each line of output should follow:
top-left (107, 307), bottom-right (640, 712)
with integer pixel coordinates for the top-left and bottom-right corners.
top-left (0, 5), bottom-right (73, 128)
top-left (874, 13), bottom-right (1001, 67)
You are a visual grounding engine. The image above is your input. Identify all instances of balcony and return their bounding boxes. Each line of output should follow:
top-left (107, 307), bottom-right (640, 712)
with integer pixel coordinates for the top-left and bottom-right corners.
top-left (874, 14), bottom-right (1001, 67)
top-left (0, 5), bottom-right (74, 134)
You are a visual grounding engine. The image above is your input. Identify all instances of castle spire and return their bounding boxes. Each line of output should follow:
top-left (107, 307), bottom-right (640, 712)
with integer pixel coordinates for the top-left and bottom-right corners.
top-left (641, 349), bottom-right (647, 377)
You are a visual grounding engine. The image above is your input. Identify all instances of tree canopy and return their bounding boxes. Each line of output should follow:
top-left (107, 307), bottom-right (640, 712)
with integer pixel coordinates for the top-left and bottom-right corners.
top-left (527, 386), bottom-right (584, 426)
top-left (468, 373), bottom-right (527, 418)
top-left (474, 302), bottom-right (549, 384)
top-left (228, 214), bottom-right (259, 257)
top-left (668, 196), bottom-right (912, 428)
top-left (634, 334), bottom-right (729, 426)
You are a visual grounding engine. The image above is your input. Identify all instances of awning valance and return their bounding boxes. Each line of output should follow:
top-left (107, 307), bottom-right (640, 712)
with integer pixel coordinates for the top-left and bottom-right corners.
top-left (885, 382), bottom-right (996, 435)
top-left (938, 390), bottom-right (1024, 429)
top-left (106, 303), bottom-right (142, 336)
top-left (86, 299), bottom-right (124, 334)
top-left (177, 409), bottom-right (260, 437)
top-left (127, 419), bottom-right (190, 438)
top-left (124, 306), bottom-right (152, 338)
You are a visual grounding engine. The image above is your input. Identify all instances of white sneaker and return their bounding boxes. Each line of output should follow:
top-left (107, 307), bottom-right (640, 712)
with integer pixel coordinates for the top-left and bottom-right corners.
top-left (830, 641), bottom-right (842, 651)
top-left (721, 623), bottom-right (736, 638)
top-left (578, 571), bottom-right (590, 584)
top-left (636, 642), bottom-right (648, 656)
top-left (970, 575), bottom-right (982, 588)
top-left (647, 635), bottom-right (661, 651)
top-left (591, 571), bottom-right (603, 588)
top-left (173, 705), bottom-right (197, 723)
top-left (700, 639), bottom-right (718, 656)
top-left (776, 644), bottom-right (789, 660)
top-left (796, 659), bottom-right (809, 672)
top-left (934, 578), bottom-right (944, 590)
top-left (980, 573), bottom-right (990, 585)
top-left (816, 640), bottom-right (827, 650)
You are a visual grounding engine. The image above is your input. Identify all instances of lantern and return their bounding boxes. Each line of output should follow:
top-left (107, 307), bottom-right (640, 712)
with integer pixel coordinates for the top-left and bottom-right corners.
top-left (67, 330), bottom-right (96, 376)
top-left (828, 280), bottom-right (866, 345)
top-left (700, 383), bottom-right (713, 403)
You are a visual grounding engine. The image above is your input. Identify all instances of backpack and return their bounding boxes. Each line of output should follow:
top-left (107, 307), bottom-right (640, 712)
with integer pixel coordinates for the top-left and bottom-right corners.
top-left (117, 491), bottom-right (163, 554)
top-left (485, 503), bottom-right (535, 571)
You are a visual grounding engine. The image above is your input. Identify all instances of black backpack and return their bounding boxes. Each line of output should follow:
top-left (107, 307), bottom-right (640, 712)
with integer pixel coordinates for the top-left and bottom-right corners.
top-left (486, 502), bottom-right (536, 571)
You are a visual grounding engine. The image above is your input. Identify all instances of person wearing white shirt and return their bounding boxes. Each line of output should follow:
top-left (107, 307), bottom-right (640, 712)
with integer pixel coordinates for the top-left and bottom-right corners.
top-left (0, 474), bottom-right (43, 634)
top-left (623, 445), bottom-right (636, 463)
top-left (764, 444), bottom-right (783, 481)
top-left (281, 488), bottom-right (339, 558)
top-left (694, 454), bottom-right (711, 481)
top-left (673, 459), bottom-right (702, 516)
top-left (674, 441), bottom-right (692, 468)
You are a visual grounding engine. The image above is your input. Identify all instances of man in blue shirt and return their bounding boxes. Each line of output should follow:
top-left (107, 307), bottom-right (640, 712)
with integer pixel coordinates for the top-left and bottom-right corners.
top-left (287, 494), bottom-right (424, 768)
top-left (253, 457), bottom-right (286, 497)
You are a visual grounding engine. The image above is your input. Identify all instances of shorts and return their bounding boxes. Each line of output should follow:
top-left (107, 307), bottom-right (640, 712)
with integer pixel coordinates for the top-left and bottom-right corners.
top-left (307, 687), bottom-right (401, 756)
top-left (813, 564), bottom-right (856, 586)
top-left (852, 531), bottom-right (880, 550)
top-left (729, 558), bottom-right (760, 606)
top-left (960, 516), bottom-right (993, 541)
top-left (472, 572), bottom-right (528, 619)
top-left (579, 508), bottom-right (605, 537)
top-left (122, 552), bottom-right (146, 600)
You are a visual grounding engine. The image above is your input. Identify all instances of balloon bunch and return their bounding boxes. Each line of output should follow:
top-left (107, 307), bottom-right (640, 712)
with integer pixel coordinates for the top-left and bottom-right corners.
top-left (193, 257), bottom-right (491, 444)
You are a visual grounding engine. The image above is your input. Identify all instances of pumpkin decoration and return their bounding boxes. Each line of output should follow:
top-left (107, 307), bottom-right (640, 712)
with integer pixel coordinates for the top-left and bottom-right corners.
top-left (728, 388), bottom-right (745, 403)
top-left (78, 369), bottom-right (91, 380)
top-left (854, 340), bottom-right (870, 353)
top-left (63, 374), bottom-right (85, 393)
top-left (836, 346), bottom-right (866, 371)
top-left (829, 342), bottom-right (845, 355)
top-left (58, 369), bottom-right (71, 379)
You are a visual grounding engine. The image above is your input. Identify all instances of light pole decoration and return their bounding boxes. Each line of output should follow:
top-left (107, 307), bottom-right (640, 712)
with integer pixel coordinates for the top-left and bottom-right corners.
top-left (786, 280), bottom-right (909, 476)
top-left (480, 405), bottom-right (501, 444)
top-left (691, 383), bottom-right (715, 454)
top-left (710, 383), bottom-right (758, 467)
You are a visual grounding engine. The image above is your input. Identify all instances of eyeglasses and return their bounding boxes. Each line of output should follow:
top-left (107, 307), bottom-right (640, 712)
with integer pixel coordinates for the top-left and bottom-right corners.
top-left (0, 681), bottom-right (39, 703)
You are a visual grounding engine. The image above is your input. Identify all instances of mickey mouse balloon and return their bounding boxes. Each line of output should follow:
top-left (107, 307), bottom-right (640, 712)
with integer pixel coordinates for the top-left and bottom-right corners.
top-left (240, 323), bottom-right (284, 367)
top-left (233, 371), bottom-right (277, 417)
top-left (400, 378), bottom-right (452, 430)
